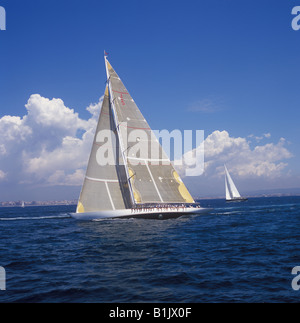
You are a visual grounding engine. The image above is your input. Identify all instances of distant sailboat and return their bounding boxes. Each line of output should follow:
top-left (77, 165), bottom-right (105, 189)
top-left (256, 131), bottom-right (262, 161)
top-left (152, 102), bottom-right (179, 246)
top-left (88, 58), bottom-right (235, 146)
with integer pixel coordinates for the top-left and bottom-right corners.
top-left (70, 54), bottom-right (211, 220)
top-left (21, 201), bottom-right (25, 208)
top-left (224, 165), bottom-right (247, 202)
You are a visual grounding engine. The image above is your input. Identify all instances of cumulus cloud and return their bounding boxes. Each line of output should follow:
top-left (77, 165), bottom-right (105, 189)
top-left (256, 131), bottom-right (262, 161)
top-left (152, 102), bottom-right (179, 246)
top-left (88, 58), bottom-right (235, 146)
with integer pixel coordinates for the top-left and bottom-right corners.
top-left (179, 130), bottom-right (293, 179)
top-left (0, 94), bottom-right (294, 200)
top-left (0, 94), bottom-right (103, 190)
top-left (0, 115), bottom-right (32, 144)
top-left (0, 170), bottom-right (6, 181)
top-left (248, 132), bottom-right (272, 142)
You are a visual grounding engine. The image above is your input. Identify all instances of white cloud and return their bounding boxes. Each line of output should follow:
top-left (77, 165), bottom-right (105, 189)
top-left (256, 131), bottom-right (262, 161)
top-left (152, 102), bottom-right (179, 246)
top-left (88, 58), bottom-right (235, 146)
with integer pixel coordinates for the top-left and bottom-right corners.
top-left (25, 95), bottom-right (85, 131)
top-left (247, 132), bottom-right (272, 142)
top-left (0, 115), bottom-right (32, 144)
top-left (0, 94), bottom-right (295, 199)
top-left (86, 99), bottom-right (103, 120)
top-left (179, 130), bottom-right (293, 179)
top-left (47, 169), bottom-right (86, 186)
top-left (0, 170), bottom-right (6, 181)
top-left (0, 94), bottom-right (103, 189)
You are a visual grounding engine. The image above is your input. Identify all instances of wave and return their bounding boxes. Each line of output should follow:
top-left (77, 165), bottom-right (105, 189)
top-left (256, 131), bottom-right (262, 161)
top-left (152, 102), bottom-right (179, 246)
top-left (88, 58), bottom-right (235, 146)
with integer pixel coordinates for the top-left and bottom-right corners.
top-left (0, 214), bottom-right (71, 221)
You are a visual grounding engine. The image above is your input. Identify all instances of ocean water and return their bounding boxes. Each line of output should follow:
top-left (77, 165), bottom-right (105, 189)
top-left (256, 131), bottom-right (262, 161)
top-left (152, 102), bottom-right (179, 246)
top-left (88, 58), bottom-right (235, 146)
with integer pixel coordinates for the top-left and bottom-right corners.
top-left (0, 196), bottom-right (300, 303)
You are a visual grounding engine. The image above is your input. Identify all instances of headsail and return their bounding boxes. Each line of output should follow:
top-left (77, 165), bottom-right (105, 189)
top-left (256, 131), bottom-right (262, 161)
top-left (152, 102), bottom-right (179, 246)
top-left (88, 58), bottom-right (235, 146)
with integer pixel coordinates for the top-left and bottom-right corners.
top-left (224, 165), bottom-right (241, 200)
top-left (76, 86), bottom-right (131, 213)
top-left (105, 57), bottom-right (194, 205)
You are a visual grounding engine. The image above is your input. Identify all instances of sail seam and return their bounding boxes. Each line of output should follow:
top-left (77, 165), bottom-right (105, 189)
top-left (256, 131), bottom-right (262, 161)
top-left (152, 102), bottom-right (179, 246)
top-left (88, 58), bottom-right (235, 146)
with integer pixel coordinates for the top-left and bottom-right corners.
top-left (120, 124), bottom-right (151, 130)
top-left (85, 176), bottom-right (119, 183)
top-left (113, 90), bottom-right (129, 95)
top-left (127, 156), bottom-right (170, 162)
top-left (105, 181), bottom-right (115, 210)
top-left (145, 161), bottom-right (164, 203)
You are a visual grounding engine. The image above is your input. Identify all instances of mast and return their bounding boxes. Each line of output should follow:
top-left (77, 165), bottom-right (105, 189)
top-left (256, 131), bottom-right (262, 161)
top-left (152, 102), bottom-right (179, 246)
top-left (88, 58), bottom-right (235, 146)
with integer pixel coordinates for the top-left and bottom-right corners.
top-left (104, 54), bottom-right (135, 207)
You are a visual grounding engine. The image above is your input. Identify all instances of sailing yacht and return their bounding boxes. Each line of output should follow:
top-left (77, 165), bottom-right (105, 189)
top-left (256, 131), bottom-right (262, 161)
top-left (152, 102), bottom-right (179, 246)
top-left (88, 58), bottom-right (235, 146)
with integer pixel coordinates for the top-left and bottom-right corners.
top-left (70, 54), bottom-right (211, 220)
top-left (224, 165), bottom-right (247, 202)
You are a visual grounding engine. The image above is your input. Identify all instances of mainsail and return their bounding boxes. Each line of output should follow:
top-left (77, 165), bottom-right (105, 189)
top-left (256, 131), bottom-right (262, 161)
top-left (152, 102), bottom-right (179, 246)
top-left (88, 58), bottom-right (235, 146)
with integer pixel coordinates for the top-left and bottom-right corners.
top-left (104, 57), bottom-right (194, 205)
top-left (224, 165), bottom-right (241, 200)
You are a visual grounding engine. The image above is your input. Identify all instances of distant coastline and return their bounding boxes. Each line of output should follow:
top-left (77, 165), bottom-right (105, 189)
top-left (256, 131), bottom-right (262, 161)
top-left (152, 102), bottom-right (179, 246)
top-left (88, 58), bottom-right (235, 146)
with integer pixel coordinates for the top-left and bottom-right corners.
top-left (1, 188), bottom-right (300, 206)
top-left (0, 200), bottom-right (77, 207)
top-left (195, 187), bottom-right (300, 200)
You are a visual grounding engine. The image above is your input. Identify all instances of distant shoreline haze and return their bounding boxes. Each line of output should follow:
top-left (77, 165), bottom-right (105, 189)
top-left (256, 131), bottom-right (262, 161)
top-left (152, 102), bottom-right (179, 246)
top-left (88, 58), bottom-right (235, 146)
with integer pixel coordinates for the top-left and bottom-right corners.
top-left (1, 188), bottom-right (300, 206)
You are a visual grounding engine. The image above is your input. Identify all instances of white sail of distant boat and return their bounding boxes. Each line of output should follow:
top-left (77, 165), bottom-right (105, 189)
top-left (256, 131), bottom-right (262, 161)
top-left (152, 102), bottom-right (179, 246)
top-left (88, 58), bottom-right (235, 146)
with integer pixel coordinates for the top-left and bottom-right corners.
top-left (70, 54), bottom-right (212, 220)
top-left (224, 165), bottom-right (247, 202)
top-left (21, 201), bottom-right (25, 208)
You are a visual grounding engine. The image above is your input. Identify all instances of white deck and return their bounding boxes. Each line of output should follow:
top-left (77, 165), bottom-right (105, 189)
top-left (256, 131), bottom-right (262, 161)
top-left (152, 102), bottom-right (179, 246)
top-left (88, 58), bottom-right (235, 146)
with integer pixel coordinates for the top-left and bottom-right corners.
top-left (70, 206), bottom-right (212, 221)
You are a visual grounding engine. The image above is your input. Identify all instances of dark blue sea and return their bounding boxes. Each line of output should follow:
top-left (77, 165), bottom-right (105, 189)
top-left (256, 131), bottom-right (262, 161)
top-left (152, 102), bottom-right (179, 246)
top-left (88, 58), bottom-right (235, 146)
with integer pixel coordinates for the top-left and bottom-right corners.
top-left (0, 196), bottom-right (300, 303)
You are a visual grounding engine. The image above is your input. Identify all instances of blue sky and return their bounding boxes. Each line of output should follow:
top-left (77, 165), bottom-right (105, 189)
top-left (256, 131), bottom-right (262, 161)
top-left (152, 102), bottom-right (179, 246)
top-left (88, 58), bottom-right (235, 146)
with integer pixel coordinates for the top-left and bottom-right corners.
top-left (0, 0), bottom-right (300, 200)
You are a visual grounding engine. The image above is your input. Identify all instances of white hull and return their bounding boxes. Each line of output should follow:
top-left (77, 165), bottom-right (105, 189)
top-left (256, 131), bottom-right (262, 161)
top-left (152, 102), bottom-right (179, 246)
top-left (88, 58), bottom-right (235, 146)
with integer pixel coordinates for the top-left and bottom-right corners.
top-left (226, 197), bottom-right (248, 202)
top-left (70, 206), bottom-right (212, 221)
